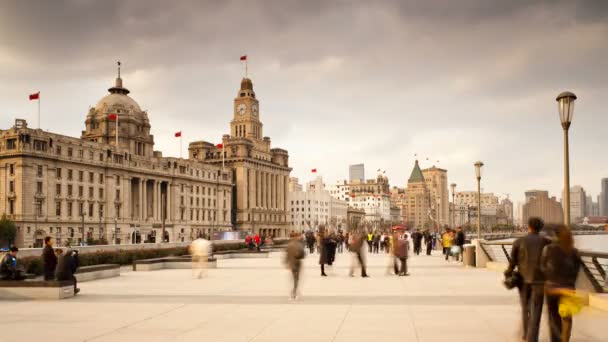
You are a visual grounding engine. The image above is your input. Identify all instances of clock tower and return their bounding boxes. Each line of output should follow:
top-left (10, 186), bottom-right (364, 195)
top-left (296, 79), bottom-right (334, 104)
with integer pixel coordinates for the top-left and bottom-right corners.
top-left (230, 78), bottom-right (263, 140)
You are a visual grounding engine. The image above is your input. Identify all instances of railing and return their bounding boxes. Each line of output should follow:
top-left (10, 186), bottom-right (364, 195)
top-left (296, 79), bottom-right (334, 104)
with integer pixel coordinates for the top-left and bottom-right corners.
top-left (480, 240), bottom-right (607, 293)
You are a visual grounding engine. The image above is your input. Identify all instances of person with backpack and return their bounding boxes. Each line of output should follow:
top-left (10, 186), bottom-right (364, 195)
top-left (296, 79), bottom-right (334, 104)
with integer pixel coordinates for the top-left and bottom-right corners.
top-left (0, 247), bottom-right (25, 280)
top-left (56, 249), bottom-right (80, 295)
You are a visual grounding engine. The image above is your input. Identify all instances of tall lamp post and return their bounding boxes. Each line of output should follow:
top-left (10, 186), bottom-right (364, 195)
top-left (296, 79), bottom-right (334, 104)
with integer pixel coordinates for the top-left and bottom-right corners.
top-left (474, 161), bottom-right (484, 240)
top-left (556, 91), bottom-right (576, 226)
top-left (450, 183), bottom-right (457, 228)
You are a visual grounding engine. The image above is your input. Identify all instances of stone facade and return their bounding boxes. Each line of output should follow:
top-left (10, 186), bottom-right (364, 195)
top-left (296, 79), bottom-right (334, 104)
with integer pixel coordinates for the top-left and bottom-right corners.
top-left (188, 78), bottom-right (290, 237)
top-left (288, 177), bottom-right (348, 232)
top-left (522, 190), bottom-right (564, 225)
top-left (1, 74), bottom-right (232, 248)
top-left (405, 160), bottom-right (432, 228)
top-left (422, 166), bottom-right (449, 226)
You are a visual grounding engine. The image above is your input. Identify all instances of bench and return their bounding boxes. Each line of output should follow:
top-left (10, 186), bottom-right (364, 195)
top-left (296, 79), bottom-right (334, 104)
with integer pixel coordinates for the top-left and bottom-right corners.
top-left (133, 256), bottom-right (217, 271)
top-left (0, 280), bottom-right (75, 300)
top-left (212, 250), bottom-right (270, 260)
top-left (75, 264), bottom-right (120, 282)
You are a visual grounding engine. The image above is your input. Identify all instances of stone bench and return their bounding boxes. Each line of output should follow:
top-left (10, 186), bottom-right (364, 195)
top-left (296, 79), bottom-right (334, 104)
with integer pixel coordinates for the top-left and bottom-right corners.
top-left (212, 250), bottom-right (270, 260)
top-left (133, 256), bottom-right (217, 271)
top-left (75, 264), bottom-right (120, 282)
top-left (0, 280), bottom-right (75, 300)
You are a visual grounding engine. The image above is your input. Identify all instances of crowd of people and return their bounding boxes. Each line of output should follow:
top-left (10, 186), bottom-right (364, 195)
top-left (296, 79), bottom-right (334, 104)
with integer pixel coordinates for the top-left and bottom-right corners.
top-left (505, 217), bottom-right (582, 342)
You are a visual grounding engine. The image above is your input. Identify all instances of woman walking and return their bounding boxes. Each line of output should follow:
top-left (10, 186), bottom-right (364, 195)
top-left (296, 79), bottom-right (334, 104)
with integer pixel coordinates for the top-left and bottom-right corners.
top-left (541, 225), bottom-right (582, 342)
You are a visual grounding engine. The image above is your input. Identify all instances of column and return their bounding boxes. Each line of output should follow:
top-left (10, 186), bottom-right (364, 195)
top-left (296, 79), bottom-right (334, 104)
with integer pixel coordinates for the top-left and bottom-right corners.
top-left (142, 179), bottom-right (147, 219)
top-left (249, 169), bottom-right (255, 210)
top-left (153, 181), bottom-right (158, 220)
top-left (261, 171), bottom-right (266, 209)
top-left (139, 179), bottom-right (144, 220)
top-left (167, 182), bottom-right (172, 222)
top-left (256, 171), bottom-right (260, 208)
top-left (270, 173), bottom-right (274, 209)
top-left (284, 175), bottom-right (288, 213)
top-left (266, 173), bottom-right (270, 209)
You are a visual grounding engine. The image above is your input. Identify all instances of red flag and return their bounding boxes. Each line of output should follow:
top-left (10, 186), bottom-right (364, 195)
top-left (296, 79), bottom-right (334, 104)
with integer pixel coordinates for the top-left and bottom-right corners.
top-left (174, 131), bottom-right (182, 138)
top-left (216, 143), bottom-right (223, 149)
top-left (29, 92), bottom-right (40, 100)
top-left (240, 55), bottom-right (247, 61)
top-left (107, 113), bottom-right (117, 121)
top-left (311, 168), bottom-right (317, 173)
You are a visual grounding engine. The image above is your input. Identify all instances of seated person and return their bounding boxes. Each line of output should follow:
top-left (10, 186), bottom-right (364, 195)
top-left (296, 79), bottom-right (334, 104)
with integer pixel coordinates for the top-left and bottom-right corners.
top-left (56, 249), bottom-right (80, 294)
top-left (1, 247), bottom-right (26, 280)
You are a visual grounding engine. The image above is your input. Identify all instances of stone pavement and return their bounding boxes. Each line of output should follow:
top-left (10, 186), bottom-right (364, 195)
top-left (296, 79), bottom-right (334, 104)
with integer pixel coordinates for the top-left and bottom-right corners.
top-left (1, 250), bottom-right (606, 342)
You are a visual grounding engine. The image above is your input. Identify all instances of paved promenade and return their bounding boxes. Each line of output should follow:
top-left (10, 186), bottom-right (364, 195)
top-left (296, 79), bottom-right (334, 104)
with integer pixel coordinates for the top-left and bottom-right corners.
top-left (2, 250), bottom-right (606, 341)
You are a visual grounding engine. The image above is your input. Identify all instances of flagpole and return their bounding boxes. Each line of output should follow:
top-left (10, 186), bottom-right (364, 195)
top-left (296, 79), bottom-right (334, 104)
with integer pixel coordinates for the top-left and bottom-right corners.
top-left (115, 115), bottom-right (119, 148)
top-left (180, 135), bottom-right (183, 159)
top-left (245, 59), bottom-right (248, 78)
top-left (222, 144), bottom-right (225, 170)
top-left (38, 94), bottom-right (41, 129)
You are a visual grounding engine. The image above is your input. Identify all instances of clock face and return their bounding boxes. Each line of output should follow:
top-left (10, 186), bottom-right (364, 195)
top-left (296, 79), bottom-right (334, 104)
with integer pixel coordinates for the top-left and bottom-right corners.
top-left (237, 103), bottom-right (247, 115)
top-left (251, 104), bottom-right (258, 116)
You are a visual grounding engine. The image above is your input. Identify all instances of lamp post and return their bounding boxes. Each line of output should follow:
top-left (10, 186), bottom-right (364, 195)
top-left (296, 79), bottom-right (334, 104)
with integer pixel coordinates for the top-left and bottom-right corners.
top-left (475, 161), bottom-right (484, 240)
top-left (450, 183), bottom-right (456, 228)
top-left (556, 91), bottom-right (576, 226)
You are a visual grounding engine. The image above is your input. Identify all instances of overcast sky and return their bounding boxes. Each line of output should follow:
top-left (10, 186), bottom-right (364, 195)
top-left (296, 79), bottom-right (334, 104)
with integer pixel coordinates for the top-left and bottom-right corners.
top-left (1, 0), bottom-right (607, 204)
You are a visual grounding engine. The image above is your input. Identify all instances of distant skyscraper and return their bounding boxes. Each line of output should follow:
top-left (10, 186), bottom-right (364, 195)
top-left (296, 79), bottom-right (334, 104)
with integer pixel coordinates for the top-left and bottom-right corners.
top-left (349, 163), bottom-right (365, 182)
top-left (601, 178), bottom-right (608, 216)
top-left (562, 186), bottom-right (586, 223)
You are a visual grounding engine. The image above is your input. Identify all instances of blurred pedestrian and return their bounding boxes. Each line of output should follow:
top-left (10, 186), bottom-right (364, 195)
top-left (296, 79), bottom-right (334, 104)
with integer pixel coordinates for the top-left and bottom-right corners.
top-left (56, 249), bottom-right (80, 294)
top-left (542, 225), bottom-right (582, 342)
top-left (393, 233), bottom-right (410, 276)
top-left (372, 232), bottom-right (381, 254)
top-left (285, 232), bottom-right (305, 300)
top-left (504, 217), bottom-right (550, 342)
top-left (190, 237), bottom-right (212, 279)
top-left (349, 232), bottom-right (369, 278)
top-left (442, 229), bottom-right (454, 261)
top-left (455, 227), bottom-right (465, 261)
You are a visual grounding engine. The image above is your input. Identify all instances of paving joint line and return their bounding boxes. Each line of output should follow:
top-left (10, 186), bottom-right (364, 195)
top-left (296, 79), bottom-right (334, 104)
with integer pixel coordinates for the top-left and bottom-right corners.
top-left (331, 304), bottom-right (352, 342)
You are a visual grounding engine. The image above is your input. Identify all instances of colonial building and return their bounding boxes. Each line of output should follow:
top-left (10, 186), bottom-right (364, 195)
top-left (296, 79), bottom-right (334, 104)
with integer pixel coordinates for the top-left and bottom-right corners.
top-left (288, 177), bottom-right (348, 232)
top-left (522, 190), bottom-right (564, 225)
top-left (0, 71), bottom-right (232, 248)
top-left (327, 176), bottom-right (392, 226)
top-left (188, 78), bottom-right (291, 237)
top-left (422, 166), bottom-right (449, 226)
top-left (405, 160), bottom-right (432, 228)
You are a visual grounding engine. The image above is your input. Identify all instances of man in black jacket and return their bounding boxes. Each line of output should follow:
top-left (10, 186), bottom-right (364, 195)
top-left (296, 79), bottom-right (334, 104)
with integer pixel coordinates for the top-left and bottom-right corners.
top-left (42, 236), bottom-right (57, 280)
top-left (455, 227), bottom-right (465, 261)
top-left (505, 217), bottom-right (550, 342)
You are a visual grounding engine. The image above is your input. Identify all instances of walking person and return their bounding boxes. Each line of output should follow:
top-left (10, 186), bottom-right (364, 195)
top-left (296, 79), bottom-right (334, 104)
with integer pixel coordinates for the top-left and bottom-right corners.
top-left (372, 232), bottom-right (381, 254)
top-left (190, 237), bottom-right (212, 279)
top-left (423, 230), bottom-right (433, 255)
top-left (305, 231), bottom-right (315, 254)
top-left (367, 231), bottom-right (373, 253)
top-left (412, 230), bottom-right (422, 255)
top-left (541, 225), bottom-right (582, 342)
top-left (318, 228), bottom-right (335, 277)
top-left (504, 217), bottom-right (551, 342)
top-left (454, 227), bottom-right (465, 262)
top-left (285, 232), bottom-right (305, 300)
top-left (442, 229), bottom-right (453, 261)
top-left (393, 233), bottom-right (409, 276)
top-left (42, 236), bottom-right (58, 281)
top-left (349, 232), bottom-right (369, 278)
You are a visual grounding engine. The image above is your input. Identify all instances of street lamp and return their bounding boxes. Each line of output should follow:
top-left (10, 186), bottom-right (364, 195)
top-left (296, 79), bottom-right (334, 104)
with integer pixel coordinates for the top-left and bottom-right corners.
top-left (450, 183), bottom-right (457, 228)
top-left (556, 91), bottom-right (576, 226)
top-left (474, 161), bottom-right (484, 240)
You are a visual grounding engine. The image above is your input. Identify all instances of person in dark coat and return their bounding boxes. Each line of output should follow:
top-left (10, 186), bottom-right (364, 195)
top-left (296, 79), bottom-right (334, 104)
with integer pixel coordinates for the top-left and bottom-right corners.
top-left (505, 217), bottom-right (551, 342)
top-left (541, 224), bottom-right (582, 342)
top-left (349, 232), bottom-right (369, 277)
top-left (42, 236), bottom-right (57, 281)
top-left (455, 227), bottom-right (466, 261)
top-left (412, 230), bottom-right (423, 255)
top-left (326, 231), bottom-right (338, 265)
top-left (423, 230), bottom-right (433, 255)
top-left (0, 247), bottom-right (25, 280)
top-left (318, 229), bottom-right (337, 276)
top-left (56, 249), bottom-right (80, 294)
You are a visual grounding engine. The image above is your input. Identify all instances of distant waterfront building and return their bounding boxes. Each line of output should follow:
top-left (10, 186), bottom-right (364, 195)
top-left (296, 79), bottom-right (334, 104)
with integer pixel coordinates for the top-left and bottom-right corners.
top-left (288, 177), bottom-right (348, 231)
top-left (0, 71), bottom-right (232, 248)
top-left (601, 178), bottom-right (608, 216)
top-left (562, 185), bottom-right (586, 223)
top-left (288, 177), bottom-right (303, 192)
top-left (522, 190), bottom-right (564, 225)
top-left (349, 163), bottom-right (365, 182)
top-left (327, 176), bottom-right (392, 227)
top-left (404, 160), bottom-right (431, 228)
top-left (422, 165), bottom-right (449, 226)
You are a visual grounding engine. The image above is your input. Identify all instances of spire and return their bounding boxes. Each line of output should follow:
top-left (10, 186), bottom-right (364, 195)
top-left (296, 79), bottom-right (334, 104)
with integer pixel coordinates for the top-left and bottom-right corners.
top-left (108, 61), bottom-right (130, 95)
top-left (408, 160), bottom-right (425, 183)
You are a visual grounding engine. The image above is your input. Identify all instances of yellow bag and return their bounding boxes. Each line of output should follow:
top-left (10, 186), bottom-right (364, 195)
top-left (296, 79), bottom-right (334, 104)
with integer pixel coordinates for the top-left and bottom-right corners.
top-left (558, 293), bottom-right (583, 317)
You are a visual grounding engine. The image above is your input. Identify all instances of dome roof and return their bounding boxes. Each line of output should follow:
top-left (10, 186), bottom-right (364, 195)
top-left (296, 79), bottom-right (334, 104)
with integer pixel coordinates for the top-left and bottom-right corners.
top-left (95, 92), bottom-right (142, 113)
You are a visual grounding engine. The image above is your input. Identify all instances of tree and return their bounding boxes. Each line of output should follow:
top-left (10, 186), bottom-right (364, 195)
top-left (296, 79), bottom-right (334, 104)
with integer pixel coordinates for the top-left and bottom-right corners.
top-left (0, 214), bottom-right (17, 247)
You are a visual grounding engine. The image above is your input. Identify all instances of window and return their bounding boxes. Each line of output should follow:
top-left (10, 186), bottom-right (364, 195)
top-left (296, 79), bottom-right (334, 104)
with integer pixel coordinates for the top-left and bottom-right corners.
top-left (99, 174), bottom-right (104, 184)
top-left (68, 169), bottom-right (73, 181)
top-left (99, 153), bottom-right (103, 162)
top-left (56, 146), bottom-right (62, 155)
top-left (8, 199), bottom-right (14, 214)
top-left (89, 151), bottom-right (94, 160)
top-left (116, 190), bottom-right (120, 200)
top-left (99, 188), bottom-right (104, 199)
top-left (67, 148), bottom-right (73, 157)
top-left (9, 164), bottom-right (14, 175)
top-left (79, 202), bottom-right (84, 216)
top-left (78, 171), bottom-right (83, 182)
top-left (7, 139), bottom-right (17, 149)
top-left (89, 187), bottom-right (94, 198)
top-left (89, 172), bottom-right (94, 183)
top-left (37, 165), bottom-right (43, 177)
top-left (9, 181), bottom-right (14, 193)
top-left (115, 204), bottom-right (121, 219)
top-left (78, 186), bottom-right (83, 197)
top-left (67, 202), bottom-right (73, 217)
top-left (88, 203), bottom-right (94, 217)
top-left (55, 202), bottom-right (61, 216)
top-left (56, 168), bottom-right (62, 179)
top-left (116, 175), bottom-right (120, 185)
top-left (67, 185), bottom-right (73, 196)
top-left (56, 184), bottom-right (61, 196)
top-left (78, 150), bottom-right (84, 158)
top-left (36, 182), bottom-right (43, 194)
top-left (35, 201), bottom-right (42, 216)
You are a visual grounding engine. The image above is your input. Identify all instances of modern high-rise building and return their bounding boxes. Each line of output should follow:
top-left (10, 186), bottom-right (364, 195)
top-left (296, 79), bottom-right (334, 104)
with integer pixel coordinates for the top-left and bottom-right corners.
top-left (562, 186), bottom-right (586, 223)
top-left (189, 77), bottom-right (291, 237)
top-left (601, 178), bottom-right (608, 216)
top-left (349, 164), bottom-right (365, 182)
